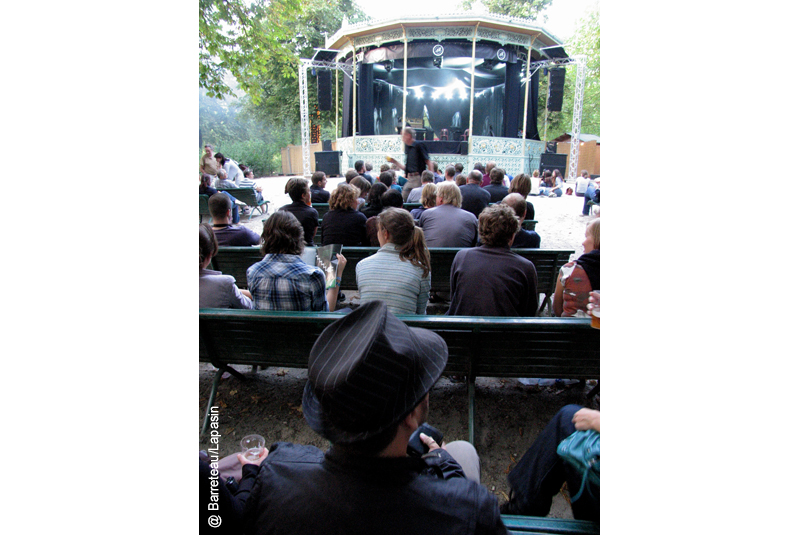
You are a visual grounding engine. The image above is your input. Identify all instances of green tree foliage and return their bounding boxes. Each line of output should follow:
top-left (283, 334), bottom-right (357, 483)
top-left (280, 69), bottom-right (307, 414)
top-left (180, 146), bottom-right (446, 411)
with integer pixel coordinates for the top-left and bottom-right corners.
top-left (460, 0), bottom-right (553, 20)
top-left (535, 3), bottom-right (600, 140)
top-left (199, 0), bottom-right (301, 103)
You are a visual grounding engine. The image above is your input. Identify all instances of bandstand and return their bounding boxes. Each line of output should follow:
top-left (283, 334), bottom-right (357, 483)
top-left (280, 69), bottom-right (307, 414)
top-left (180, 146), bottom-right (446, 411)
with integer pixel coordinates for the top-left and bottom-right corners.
top-left (298, 13), bottom-right (587, 181)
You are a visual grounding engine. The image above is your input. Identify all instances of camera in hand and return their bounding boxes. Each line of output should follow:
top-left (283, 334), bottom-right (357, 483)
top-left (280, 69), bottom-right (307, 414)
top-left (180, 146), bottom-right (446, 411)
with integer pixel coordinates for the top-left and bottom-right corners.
top-left (407, 423), bottom-right (444, 457)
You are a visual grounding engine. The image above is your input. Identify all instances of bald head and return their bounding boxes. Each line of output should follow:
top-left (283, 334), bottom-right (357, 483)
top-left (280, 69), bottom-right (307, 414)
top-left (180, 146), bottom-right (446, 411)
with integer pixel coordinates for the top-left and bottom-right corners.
top-left (502, 193), bottom-right (526, 220)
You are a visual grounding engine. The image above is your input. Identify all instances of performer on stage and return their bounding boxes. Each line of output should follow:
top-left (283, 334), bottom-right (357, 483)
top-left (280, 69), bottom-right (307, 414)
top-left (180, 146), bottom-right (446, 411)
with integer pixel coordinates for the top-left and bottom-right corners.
top-left (387, 127), bottom-right (434, 202)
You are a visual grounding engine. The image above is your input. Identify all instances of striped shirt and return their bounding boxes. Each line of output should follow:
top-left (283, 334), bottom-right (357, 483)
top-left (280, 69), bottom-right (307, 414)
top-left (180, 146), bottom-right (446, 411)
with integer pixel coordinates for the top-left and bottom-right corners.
top-left (247, 254), bottom-right (328, 311)
top-left (356, 244), bottom-right (431, 315)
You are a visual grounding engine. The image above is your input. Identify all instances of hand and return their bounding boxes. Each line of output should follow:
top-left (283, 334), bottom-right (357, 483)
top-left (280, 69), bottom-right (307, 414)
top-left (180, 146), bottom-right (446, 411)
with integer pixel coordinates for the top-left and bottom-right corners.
top-left (587, 291), bottom-right (600, 314)
top-left (256, 186), bottom-right (263, 192)
top-left (237, 447), bottom-right (269, 467)
top-left (335, 253), bottom-right (347, 277)
top-left (387, 157), bottom-right (397, 165)
top-left (572, 408), bottom-right (600, 432)
top-left (419, 432), bottom-right (445, 452)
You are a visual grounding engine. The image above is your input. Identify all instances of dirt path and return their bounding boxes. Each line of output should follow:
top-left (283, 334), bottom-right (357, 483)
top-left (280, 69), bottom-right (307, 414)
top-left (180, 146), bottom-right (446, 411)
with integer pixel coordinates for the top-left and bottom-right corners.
top-left (201, 175), bottom-right (599, 517)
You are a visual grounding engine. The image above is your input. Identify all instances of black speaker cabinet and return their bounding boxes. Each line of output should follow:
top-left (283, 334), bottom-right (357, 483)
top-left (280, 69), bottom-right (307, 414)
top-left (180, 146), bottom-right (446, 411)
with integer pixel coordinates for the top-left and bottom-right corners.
top-left (317, 70), bottom-right (332, 111)
top-left (314, 151), bottom-right (341, 176)
top-left (540, 152), bottom-right (567, 177)
top-left (547, 68), bottom-right (566, 112)
top-left (322, 140), bottom-right (332, 151)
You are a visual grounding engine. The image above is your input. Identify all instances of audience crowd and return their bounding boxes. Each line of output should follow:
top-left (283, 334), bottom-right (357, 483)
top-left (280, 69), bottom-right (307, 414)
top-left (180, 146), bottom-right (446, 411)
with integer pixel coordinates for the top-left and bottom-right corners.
top-left (199, 140), bottom-right (600, 532)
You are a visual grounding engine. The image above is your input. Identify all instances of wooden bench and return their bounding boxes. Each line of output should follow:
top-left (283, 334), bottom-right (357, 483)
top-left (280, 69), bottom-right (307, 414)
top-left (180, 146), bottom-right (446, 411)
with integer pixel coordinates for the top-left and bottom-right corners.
top-left (501, 515), bottom-right (598, 534)
top-left (210, 247), bottom-right (572, 315)
top-left (199, 309), bottom-right (599, 441)
top-left (200, 194), bottom-right (211, 223)
top-left (222, 188), bottom-right (269, 220)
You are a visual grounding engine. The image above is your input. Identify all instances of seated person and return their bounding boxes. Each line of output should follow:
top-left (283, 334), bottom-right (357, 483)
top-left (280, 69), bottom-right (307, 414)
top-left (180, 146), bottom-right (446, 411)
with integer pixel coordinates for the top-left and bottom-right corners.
top-left (357, 207), bottom-right (432, 315)
top-left (365, 189), bottom-right (404, 246)
top-left (443, 165), bottom-right (457, 182)
top-left (247, 211), bottom-right (346, 312)
top-left (455, 174), bottom-right (467, 186)
top-left (242, 301), bottom-right (501, 535)
top-left (575, 169), bottom-right (590, 197)
top-left (501, 193), bottom-right (541, 248)
top-left (208, 193), bottom-right (260, 246)
top-left (344, 168), bottom-right (359, 184)
top-left (418, 182), bottom-right (478, 248)
top-left (550, 169), bottom-right (564, 197)
top-left (582, 177), bottom-right (599, 216)
top-left (199, 223), bottom-right (253, 309)
top-left (447, 204), bottom-right (538, 316)
top-left (359, 182), bottom-right (388, 219)
top-left (537, 170), bottom-right (553, 196)
top-left (279, 177), bottom-right (319, 246)
top-left (201, 173), bottom-right (241, 224)
top-left (482, 167), bottom-right (509, 203)
top-left (215, 168), bottom-right (237, 190)
top-left (309, 171), bottom-right (330, 204)
top-left (350, 175), bottom-right (371, 208)
top-left (554, 219), bottom-right (600, 317)
top-left (406, 170), bottom-right (435, 203)
top-left (508, 173), bottom-right (535, 221)
top-left (459, 170), bottom-right (491, 219)
top-left (502, 405), bottom-right (600, 523)
top-left (410, 183), bottom-right (437, 219)
top-left (199, 443), bottom-right (268, 535)
top-left (321, 183), bottom-right (368, 246)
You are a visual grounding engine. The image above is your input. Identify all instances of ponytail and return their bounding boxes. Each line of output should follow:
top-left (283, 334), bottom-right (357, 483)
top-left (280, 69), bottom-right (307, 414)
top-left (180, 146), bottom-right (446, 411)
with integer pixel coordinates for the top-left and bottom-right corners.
top-left (378, 208), bottom-right (431, 278)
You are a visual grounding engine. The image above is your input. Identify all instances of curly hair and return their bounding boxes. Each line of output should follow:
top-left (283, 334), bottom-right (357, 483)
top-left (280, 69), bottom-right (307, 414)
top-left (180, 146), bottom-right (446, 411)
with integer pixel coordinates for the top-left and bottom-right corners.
top-left (478, 203), bottom-right (520, 247)
top-left (260, 211), bottom-right (304, 256)
top-left (200, 223), bottom-right (218, 269)
top-left (329, 183), bottom-right (358, 210)
top-left (509, 173), bottom-right (532, 198)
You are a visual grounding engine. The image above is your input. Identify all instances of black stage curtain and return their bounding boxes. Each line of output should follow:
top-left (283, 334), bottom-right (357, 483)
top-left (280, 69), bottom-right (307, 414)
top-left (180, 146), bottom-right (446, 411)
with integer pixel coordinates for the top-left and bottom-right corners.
top-left (342, 68), bottom-right (353, 137)
top-left (526, 69), bottom-right (540, 140)
top-left (503, 61), bottom-right (521, 138)
top-left (357, 63), bottom-right (375, 136)
top-left (418, 141), bottom-right (468, 155)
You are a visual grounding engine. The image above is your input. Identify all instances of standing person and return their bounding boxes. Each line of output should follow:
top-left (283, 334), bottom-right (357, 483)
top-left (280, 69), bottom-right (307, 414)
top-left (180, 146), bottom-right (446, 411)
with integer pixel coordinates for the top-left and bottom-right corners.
top-left (208, 193), bottom-right (260, 246)
top-left (247, 211), bottom-right (346, 313)
top-left (418, 182), bottom-right (478, 248)
top-left (357, 207), bottom-right (432, 315)
top-left (553, 219), bottom-right (599, 317)
top-left (459, 170), bottom-right (491, 219)
top-left (447, 204), bottom-right (538, 316)
top-left (321, 183), bottom-right (368, 246)
top-left (200, 144), bottom-right (217, 175)
top-left (388, 127), bottom-right (433, 201)
top-left (215, 152), bottom-right (243, 186)
top-left (309, 171), bottom-right (330, 204)
top-left (279, 177), bottom-right (319, 246)
top-left (242, 300), bottom-right (506, 535)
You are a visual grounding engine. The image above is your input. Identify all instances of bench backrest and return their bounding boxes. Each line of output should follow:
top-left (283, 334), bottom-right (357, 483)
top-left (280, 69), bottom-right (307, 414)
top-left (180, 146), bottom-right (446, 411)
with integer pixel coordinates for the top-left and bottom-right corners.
top-left (199, 309), bottom-right (599, 380)
top-left (199, 195), bottom-right (210, 215)
top-left (223, 188), bottom-right (260, 206)
top-left (211, 247), bottom-right (572, 304)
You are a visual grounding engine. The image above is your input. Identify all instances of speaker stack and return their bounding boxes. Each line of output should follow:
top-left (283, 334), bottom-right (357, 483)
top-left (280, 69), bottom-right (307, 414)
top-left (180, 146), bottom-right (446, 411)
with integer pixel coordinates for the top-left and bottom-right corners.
top-left (547, 68), bottom-right (565, 112)
top-left (317, 70), bottom-right (332, 111)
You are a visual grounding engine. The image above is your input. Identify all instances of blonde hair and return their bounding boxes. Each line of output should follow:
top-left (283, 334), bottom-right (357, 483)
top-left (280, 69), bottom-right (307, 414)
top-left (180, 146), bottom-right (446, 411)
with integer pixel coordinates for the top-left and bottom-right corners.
top-left (420, 183), bottom-right (438, 208)
top-left (329, 183), bottom-right (358, 210)
top-left (436, 181), bottom-right (462, 208)
top-left (586, 218), bottom-right (600, 250)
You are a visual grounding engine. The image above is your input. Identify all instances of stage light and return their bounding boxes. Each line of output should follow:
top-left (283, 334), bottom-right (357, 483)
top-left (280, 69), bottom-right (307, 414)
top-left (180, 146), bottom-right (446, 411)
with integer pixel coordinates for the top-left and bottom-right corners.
top-left (383, 60), bottom-right (393, 73)
top-left (433, 57), bottom-right (442, 68)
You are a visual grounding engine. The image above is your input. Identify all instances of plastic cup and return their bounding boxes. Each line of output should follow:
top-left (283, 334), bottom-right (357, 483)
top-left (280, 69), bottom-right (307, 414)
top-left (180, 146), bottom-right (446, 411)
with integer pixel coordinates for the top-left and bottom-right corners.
top-left (591, 308), bottom-right (600, 329)
top-left (240, 434), bottom-right (265, 461)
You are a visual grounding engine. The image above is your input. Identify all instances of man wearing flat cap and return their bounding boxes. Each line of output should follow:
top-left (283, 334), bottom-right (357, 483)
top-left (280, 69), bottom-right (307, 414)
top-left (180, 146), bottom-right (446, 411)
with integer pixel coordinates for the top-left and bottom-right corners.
top-left (243, 300), bottom-right (508, 535)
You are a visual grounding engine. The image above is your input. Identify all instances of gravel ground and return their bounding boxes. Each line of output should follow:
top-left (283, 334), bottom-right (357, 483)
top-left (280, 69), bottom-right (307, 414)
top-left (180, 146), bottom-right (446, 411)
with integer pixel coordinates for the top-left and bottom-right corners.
top-left (200, 174), bottom-right (600, 518)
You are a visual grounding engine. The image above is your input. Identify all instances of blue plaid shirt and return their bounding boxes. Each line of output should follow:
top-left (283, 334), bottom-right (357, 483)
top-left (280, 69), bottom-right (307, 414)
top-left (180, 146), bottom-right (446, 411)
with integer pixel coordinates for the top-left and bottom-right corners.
top-left (246, 254), bottom-right (328, 311)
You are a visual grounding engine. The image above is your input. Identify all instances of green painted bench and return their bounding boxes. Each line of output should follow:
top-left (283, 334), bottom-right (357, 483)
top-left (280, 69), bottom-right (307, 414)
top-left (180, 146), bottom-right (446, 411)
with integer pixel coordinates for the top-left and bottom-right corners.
top-left (200, 195), bottom-right (211, 223)
top-left (199, 309), bottom-right (599, 441)
top-left (221, 188), bottom-right (269, 220)
top-left (501, 515), bottom-right (599, 534)
top-left (210, 247), bottom-right (572, 315)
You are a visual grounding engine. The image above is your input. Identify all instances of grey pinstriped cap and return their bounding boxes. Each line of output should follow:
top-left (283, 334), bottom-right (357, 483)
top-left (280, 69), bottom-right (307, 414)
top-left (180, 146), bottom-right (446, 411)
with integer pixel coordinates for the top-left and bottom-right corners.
top-left (302, 300), bottom-right (448, 444)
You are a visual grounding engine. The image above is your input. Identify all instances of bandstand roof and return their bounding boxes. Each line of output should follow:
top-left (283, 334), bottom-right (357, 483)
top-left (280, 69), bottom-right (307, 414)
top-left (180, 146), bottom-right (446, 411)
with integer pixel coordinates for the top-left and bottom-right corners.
top-left (325, 12), bottom-right (566, 62)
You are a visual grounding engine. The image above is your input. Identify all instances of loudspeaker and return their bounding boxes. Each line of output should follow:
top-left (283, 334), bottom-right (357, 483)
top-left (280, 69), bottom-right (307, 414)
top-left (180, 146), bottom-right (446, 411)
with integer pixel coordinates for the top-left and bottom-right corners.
top-left (322, 140), bottom-right (332, 151)
top-left (540, 152), bottom-right (567, 177)
top-left (315, 151), bottom-right (341, 176)
top-left (317, 70), bottom-right (332, 111)
top-left (547, 68), bottom-right (565, 112)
